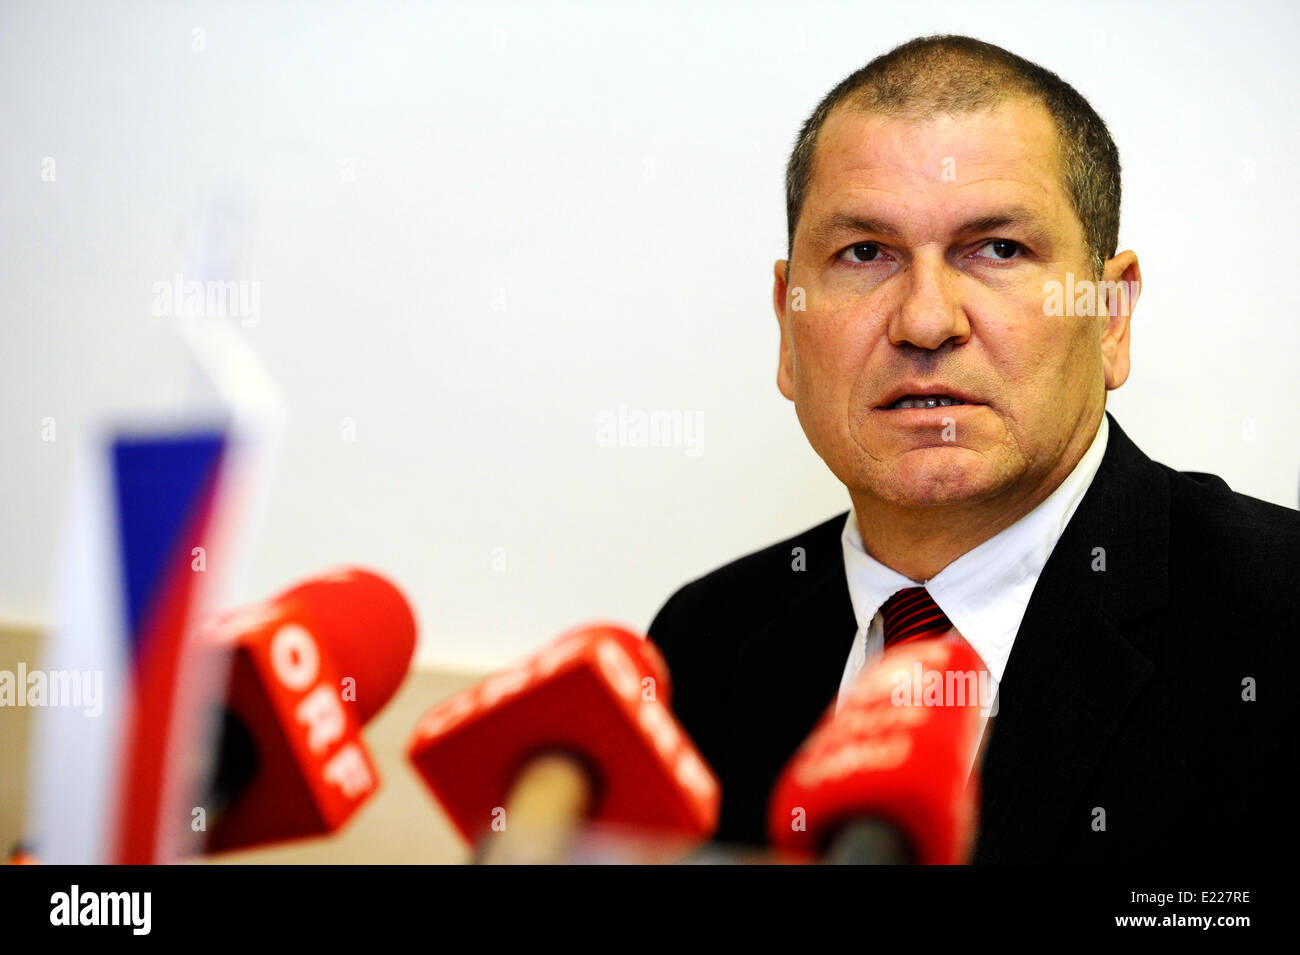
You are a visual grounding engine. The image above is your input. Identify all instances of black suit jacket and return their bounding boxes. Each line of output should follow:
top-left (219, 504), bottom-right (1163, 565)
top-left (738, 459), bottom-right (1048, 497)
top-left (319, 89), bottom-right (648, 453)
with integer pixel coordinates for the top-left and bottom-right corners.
top-left (648, 414), bottom-right (1298, 863)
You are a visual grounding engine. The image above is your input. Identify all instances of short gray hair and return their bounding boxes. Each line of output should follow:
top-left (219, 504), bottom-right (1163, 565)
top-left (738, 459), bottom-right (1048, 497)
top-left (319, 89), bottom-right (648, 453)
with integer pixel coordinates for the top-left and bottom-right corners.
top-left (785, 35), bottom-right (1122, 280)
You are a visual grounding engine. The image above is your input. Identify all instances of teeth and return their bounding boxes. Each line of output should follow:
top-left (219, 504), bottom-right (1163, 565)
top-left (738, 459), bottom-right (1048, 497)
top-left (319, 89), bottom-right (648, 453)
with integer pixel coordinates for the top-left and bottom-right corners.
top-left (890, 395), bottom-right (965, 410)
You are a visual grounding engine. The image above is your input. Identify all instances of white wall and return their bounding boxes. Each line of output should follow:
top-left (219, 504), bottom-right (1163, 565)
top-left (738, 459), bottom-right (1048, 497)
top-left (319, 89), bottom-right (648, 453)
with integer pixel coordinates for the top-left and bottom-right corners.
top-left (2, 0), bottom-right (1297, 672)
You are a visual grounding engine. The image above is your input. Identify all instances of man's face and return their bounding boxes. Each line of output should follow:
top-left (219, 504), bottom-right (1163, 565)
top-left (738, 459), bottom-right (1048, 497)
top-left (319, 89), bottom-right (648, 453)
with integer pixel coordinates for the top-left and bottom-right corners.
top-left (774, 97), bottom-right (1134, 515)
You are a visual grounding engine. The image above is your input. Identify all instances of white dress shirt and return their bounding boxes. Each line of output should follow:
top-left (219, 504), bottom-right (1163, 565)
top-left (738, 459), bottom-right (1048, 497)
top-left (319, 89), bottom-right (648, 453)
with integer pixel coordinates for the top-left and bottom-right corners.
top-left (836, 413), bottom-right (1110, 718)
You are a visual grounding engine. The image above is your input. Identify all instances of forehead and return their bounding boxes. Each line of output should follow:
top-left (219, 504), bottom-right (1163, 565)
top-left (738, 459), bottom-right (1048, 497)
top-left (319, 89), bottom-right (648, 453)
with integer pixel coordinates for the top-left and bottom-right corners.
top-left (802, 98), bottom-right (1072, 244)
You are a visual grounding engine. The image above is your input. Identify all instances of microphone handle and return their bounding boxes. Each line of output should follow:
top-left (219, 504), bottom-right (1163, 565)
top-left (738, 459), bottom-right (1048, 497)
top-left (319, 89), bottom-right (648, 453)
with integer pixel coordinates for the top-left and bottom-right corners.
top-left (823, 818), bottom-right (915, 865)
top-left (475, 752), bottom-right (593, 865)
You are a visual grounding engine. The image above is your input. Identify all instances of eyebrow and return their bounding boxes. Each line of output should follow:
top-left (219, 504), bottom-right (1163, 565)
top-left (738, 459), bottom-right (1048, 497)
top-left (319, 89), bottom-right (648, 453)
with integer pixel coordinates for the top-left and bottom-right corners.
top-left (805, 207), bottom-right (1054, 251)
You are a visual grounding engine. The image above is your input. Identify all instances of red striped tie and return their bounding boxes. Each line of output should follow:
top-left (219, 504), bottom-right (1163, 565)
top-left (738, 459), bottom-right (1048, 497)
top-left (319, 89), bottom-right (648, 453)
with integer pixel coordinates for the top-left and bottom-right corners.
top-left (881, 587), bottom-right (953, 648)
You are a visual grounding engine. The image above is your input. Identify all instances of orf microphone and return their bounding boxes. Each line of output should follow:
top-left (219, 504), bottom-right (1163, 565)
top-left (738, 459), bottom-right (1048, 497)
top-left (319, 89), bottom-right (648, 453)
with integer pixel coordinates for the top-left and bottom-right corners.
top-left (768, 635), bottom-right (989, 865)
top-left (408, 623), bottom-right (720, 863)
top-left (197, 567), bottom-right (417, 853)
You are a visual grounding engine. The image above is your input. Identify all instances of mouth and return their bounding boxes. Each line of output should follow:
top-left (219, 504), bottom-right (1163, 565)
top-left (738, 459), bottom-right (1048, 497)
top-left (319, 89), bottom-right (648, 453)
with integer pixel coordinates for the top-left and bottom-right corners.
top-left (880, 394), bottom-right (972, 410)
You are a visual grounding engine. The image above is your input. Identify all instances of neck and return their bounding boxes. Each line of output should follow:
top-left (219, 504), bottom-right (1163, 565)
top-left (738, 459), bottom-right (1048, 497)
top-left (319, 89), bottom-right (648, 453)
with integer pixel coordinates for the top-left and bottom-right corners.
top-left (850, 413), bottom-right (1103, 582)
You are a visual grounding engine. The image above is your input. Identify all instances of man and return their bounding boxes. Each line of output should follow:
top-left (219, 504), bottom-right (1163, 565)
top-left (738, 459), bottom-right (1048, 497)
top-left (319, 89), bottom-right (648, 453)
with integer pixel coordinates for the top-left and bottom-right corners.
top-left (647, 35), bottom-right (1297, 864)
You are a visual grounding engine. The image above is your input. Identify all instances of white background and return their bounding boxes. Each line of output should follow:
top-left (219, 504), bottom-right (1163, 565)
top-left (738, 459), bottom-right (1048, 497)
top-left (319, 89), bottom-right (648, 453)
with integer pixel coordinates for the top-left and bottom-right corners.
top-left (2, 0), bottom-right (1297, 671)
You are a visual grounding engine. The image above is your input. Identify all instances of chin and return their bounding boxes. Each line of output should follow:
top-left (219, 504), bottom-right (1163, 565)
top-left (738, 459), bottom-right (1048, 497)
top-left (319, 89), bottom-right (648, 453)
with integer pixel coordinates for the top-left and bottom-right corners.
top-left (868, 454), bottom-right (1002, 510)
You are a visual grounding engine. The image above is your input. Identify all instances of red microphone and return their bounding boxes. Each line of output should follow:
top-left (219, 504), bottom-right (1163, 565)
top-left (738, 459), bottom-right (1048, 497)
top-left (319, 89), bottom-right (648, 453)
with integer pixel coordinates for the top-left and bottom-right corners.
top-left (407, 623), bottom-right (719, 863)
top-left (768, 636), bottom-right (989, 864)
top-left (5, 844), bottom-right (39, 865)
top-left (197, 567), bottom-right (417, 853)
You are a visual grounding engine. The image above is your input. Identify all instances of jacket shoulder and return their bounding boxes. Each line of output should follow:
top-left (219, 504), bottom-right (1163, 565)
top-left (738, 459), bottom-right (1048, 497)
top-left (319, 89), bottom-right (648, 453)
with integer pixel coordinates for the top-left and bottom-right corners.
top-left (1163, 464), bottom-right (1300, 559)
top-left (647, 511), bottom-right (847, 654)
top-left (1159, 464), bottom-right (1300, 648)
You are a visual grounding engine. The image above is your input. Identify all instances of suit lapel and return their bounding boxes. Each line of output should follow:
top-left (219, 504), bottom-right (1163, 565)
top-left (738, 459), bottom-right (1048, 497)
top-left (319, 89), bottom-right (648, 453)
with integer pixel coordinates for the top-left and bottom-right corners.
top-left (973, 414), bottom-right (1168, 862)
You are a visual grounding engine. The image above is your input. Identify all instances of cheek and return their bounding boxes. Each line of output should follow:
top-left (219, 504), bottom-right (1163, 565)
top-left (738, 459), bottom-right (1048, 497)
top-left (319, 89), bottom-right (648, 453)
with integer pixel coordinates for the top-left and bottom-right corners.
top-left (1029, 318), bottom-right (1103, 390)
top-left (790, 311), bottom-right (865, 416)
top-left (973, 280), bottom-right (1055, 365)
top-left (981, 315), bottom-right (1099, 423)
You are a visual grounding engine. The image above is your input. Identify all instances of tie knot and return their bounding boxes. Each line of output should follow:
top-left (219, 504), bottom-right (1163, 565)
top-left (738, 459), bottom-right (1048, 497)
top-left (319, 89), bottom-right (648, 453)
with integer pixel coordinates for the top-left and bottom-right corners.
top-left (880, 587), bottom-right (952, 648)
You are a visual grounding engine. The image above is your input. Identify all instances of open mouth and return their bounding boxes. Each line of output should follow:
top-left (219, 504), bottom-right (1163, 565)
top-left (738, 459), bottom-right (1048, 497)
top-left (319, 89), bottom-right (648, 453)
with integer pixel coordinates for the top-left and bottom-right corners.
top-left (884, 395), bottom-right (968, 410)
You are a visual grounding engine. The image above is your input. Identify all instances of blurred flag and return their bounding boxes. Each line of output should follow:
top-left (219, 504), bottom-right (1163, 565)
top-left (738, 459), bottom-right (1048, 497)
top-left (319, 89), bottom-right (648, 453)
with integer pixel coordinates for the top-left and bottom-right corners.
top-left (27, 188), bottom-right (284, 863)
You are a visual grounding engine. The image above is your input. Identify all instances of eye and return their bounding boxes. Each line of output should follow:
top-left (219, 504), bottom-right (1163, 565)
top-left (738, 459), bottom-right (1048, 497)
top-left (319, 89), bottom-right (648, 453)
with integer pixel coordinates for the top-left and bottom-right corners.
top-left (973, 239), bottom-right (1023, 261)
top-left (838, 242), bottom-right (888, 264)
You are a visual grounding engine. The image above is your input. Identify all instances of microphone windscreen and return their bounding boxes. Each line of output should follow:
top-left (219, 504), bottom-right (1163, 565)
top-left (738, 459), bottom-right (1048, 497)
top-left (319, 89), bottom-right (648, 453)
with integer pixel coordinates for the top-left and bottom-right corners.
top-left (768, 635), bottom-right (988, 864)
top-left (277, 568), bottom-right (417, 723)
top-left (409, 622), bottom-right (716, 848)
top-left (199, 566), bottom-right (416, 853)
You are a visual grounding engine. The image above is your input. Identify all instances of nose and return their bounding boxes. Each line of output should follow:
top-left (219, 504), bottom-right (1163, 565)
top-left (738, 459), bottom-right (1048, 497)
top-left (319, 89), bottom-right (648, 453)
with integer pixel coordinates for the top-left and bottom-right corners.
top-left (888, 253), bottom-right (970, 350)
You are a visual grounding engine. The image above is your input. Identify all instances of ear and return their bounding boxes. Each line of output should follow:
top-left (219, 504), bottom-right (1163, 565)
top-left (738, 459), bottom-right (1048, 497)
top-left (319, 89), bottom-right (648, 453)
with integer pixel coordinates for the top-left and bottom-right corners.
top-left (1099, 250), bottom-right (1140, 391)
top-left (773, 259), bottom-right (795, 400)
